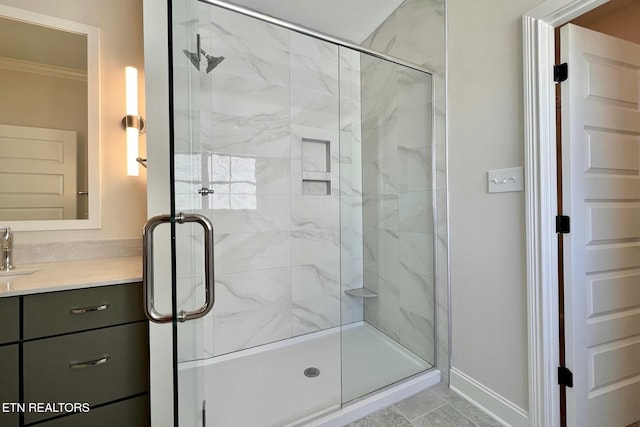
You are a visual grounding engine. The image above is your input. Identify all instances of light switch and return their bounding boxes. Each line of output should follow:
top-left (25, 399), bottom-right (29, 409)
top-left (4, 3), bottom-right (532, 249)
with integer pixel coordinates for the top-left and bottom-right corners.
top-left (487, 166), bottom-right (524, 193)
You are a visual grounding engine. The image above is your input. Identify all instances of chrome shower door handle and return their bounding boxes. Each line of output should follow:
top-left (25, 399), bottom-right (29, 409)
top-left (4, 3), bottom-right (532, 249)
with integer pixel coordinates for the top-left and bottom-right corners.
top-left (142, 213), bottom-right (215, 324)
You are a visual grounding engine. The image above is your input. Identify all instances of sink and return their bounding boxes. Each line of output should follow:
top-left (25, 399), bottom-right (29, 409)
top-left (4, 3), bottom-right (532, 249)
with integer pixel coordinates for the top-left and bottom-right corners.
top-left (0, 269), bottom-right (37, 289)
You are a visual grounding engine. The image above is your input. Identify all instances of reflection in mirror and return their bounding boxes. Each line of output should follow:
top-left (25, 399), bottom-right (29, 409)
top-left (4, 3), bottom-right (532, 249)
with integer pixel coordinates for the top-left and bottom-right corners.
top-left (0, 5), bottom-right (99, 230)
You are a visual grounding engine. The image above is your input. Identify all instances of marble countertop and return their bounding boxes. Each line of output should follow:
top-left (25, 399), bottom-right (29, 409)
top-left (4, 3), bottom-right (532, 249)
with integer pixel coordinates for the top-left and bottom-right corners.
top-left (0, 256), bottom-right (142, 297)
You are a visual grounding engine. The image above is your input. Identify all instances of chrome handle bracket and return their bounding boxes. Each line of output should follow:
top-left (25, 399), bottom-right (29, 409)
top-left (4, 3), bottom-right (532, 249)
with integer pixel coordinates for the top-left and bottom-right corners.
top-left (143, 213), bottom-right (215, 324)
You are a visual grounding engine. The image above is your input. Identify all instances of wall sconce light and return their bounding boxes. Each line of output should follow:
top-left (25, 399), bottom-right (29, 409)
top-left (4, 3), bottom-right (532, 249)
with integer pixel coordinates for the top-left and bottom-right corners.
top-left (121, 66), bottom-right (146, 176)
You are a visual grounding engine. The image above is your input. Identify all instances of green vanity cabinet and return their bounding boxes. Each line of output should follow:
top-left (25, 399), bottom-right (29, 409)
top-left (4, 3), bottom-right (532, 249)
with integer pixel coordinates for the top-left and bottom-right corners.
top-left (1, 282), bottom-right (150, 427)
top-left (0, 297), bottom-right (19, 344)
top-left (0, 344), bottom-right (19, 427)
top-left (0, 297), bottom-right (19, 427)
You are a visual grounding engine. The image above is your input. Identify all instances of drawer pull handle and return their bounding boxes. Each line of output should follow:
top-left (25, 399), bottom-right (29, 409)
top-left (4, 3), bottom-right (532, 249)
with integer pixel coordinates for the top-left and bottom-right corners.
top-left (70, 354), bottom-right (111, 369)
top-left (70, 303), bottom-right (111, 314)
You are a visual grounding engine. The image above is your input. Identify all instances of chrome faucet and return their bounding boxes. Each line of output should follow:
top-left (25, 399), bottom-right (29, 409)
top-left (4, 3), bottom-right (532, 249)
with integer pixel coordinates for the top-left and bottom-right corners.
top-left (0, 226), bottom-right (14, 271)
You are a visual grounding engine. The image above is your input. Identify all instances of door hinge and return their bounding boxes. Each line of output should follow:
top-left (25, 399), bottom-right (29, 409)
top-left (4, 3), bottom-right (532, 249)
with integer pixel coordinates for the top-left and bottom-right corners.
top-left (556, 215), bottom-right (570, 234)
top-left (558, 366), bottom-right (574, 387)
top-left (554, 63), bottom-right (568, 83)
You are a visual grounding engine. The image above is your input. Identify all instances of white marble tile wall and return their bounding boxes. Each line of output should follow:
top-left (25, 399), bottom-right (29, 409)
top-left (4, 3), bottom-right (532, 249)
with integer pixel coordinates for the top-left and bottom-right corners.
top-left (361, 0), bottom-right (447, 378)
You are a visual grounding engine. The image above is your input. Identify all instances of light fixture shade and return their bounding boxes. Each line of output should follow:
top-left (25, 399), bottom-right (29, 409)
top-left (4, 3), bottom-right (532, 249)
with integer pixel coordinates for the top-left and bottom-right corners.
top-left (125, 66), bottom-right (139, 176)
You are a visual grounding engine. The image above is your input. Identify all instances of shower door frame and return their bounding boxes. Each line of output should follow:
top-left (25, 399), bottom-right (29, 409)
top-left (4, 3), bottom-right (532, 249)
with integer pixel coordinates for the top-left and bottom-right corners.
top-left (143, 0), bottom-right (439, 424)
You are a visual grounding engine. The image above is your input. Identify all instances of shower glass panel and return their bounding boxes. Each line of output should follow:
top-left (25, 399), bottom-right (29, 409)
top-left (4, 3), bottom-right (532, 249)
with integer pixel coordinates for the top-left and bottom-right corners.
top-left (339, 48), bottom-right (435, 403)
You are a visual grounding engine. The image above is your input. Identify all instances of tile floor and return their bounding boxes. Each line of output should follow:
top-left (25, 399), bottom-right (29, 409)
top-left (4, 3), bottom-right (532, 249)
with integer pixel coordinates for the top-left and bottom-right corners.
top-left (346, 382), bottom-right (504, 427)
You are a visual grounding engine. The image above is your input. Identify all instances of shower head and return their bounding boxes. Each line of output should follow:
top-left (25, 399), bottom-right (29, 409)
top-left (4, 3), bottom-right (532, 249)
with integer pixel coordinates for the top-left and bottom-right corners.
top-left (201, 50), bottom-right (225, 73)
top-left (183, 49), bottom-right (201, 71)
top-left (182, 48), bottom-right (224, 73)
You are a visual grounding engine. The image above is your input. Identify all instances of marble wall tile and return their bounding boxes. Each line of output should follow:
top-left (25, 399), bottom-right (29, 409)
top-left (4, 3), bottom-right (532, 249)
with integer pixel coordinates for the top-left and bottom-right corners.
top-left (341, 255), bottom-right (364, 290)
top-left (399, 232), bottom-right (434, 277)
top-left (199, 195), bottom-right (290, 234)
top-left (399, 308), bottom-right (435, 364)
top-left (399, 267), bottom-right (435, 320)
top-left (210, 112), bottom-right (290, 158)
top-left (397, 146), bottom-right (432, 193)
top-left (362, 12), bottom-right (398, 55)
top-left (291, 230), bottom-right (340, 266)
top-left (214, 267), bottom-right (291, 315)
top-left (291, 195), bottom-right (339, 232)
top-left (292, 294), bottom-right (341, 336)
top-left (341, 293), bottom-right (364, 325)
top-left (211, 73), bottom-right (289, 119)
top-left (399, 191), bottom-right (433, 233)
top-left (339, 46), bottom-right (361, 72)
top-left (290, 89), bottom-right (339, 130)
top-left (213, 303), bottom-right (292, 355)
top-left (397, 106), bottom-right (432, 151)
top-left (208, 155), bottom-right (290, 195)
top-left (290, 54), bottom-right (338, 97)
top-left (203, 27), bottom-right (290, 86)
top-left (364, 281), bottom-right (402, 342)
top-left (363, 196), bottom-right (399, 231)
top-left (292, 262), bottom-right (340, 301)
top-left (398, 68), bottom-right (433, 110)
top-left (213, 231), bottom-right (290, 275)
top-left (208, 4), bottom-right (289, 52)
top-left (394, 0), bottom-right (444, 71)
top-left (290, 31), bottom-right (337, 63)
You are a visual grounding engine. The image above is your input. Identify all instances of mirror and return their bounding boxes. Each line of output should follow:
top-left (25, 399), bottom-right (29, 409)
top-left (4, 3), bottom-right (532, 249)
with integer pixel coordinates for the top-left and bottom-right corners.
top-left (0, 4), bottom-right (100, 231)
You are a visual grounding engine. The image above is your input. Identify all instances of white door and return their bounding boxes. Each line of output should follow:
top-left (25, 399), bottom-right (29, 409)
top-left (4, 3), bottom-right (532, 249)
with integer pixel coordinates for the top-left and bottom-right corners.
top-left (0, 124), bottom-right (77, 220)
top-left (561, 23), bottom-right (640, 427)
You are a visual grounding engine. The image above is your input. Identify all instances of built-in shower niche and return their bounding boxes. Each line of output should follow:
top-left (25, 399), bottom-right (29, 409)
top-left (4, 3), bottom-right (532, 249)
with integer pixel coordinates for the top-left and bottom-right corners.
top-left (301, 138), bottom-right (331, 195)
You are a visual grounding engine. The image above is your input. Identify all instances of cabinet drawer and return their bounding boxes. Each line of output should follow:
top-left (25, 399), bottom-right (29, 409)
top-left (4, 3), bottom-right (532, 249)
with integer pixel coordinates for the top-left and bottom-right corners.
top-left (31, 395), bottom-right (149, 427)
top-left (0, 297), bottom-right (19, 344)
top-left (0, 344), bottom-right (19, 427)
top-left (23, 283), bottom-right (144, 339)
top-left (23, 322), bottom-right (149, 424)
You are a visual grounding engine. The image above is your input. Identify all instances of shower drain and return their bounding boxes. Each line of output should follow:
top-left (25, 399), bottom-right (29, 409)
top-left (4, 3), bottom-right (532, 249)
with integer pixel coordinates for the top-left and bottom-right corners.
top-left (304, 367), bottom-right (320, 378)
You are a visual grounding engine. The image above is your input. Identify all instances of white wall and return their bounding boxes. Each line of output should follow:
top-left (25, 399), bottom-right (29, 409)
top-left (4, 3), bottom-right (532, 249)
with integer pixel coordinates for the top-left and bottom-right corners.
top-left (448, 0), bottom-right (546, 414)
top-left (0, 0), bottom-right (146, 245)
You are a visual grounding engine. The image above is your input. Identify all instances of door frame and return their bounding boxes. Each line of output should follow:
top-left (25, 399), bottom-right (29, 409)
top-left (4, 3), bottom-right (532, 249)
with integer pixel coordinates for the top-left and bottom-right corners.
top-left (522, 0), bottom-right (609, 426)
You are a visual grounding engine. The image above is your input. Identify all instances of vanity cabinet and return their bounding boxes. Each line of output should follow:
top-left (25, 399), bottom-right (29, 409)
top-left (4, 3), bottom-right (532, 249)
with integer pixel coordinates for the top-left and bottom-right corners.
top-left (0, 283), bottom-right (149, 427)
top-left (0, 298), bottom-right (20, 427)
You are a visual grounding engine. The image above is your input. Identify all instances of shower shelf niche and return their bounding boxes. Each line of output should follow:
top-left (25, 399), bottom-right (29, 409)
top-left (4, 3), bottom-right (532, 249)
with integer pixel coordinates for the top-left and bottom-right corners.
top-left (301, 137), bottom-right (331, 195)
top-left (344, 288), bottom-right (378, 298)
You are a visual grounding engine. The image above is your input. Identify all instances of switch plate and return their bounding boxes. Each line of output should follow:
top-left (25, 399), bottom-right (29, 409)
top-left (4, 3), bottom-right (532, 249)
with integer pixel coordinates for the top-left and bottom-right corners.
top-left (487, 166), bottom-right (524, 193)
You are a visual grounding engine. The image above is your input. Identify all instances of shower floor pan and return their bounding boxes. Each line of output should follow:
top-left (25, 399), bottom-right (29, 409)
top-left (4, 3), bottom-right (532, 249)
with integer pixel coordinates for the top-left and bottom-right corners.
top-left (179, 322), bottom-right (438, 427)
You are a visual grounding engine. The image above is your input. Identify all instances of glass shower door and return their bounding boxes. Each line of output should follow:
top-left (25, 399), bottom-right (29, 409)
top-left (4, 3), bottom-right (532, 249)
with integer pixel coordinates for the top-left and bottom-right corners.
top-left (149, 0), bottom-right (345, 425)
top-left (143, 0), bottom-right (212, 426)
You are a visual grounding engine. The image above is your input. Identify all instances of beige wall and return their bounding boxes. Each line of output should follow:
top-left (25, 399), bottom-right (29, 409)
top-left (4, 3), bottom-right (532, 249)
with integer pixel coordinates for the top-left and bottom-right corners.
top-left (0, 0), bottom-right (146, 244)
top-left (448, 0), bottom-right (547, 412)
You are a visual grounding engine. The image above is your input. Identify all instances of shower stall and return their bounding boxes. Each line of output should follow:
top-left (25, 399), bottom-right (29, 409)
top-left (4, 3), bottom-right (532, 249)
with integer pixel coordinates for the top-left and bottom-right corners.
top-left (144, 0), bottom-right (438, 425)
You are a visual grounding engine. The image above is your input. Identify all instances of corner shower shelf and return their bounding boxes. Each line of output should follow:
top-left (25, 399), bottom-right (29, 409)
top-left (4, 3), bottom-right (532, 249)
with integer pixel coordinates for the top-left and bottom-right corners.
top-left (344, 288), bottom-right (378, 298)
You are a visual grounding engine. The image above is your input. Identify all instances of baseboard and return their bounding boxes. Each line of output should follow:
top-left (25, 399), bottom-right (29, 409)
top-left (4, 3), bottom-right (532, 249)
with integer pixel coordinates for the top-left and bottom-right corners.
top-left (450, 367), bottom-right (528, 427)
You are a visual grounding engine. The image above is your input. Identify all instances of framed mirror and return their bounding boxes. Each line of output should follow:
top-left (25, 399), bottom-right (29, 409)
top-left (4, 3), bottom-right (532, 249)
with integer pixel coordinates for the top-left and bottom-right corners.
top-left (0, 4), bottom-right (100, 231)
